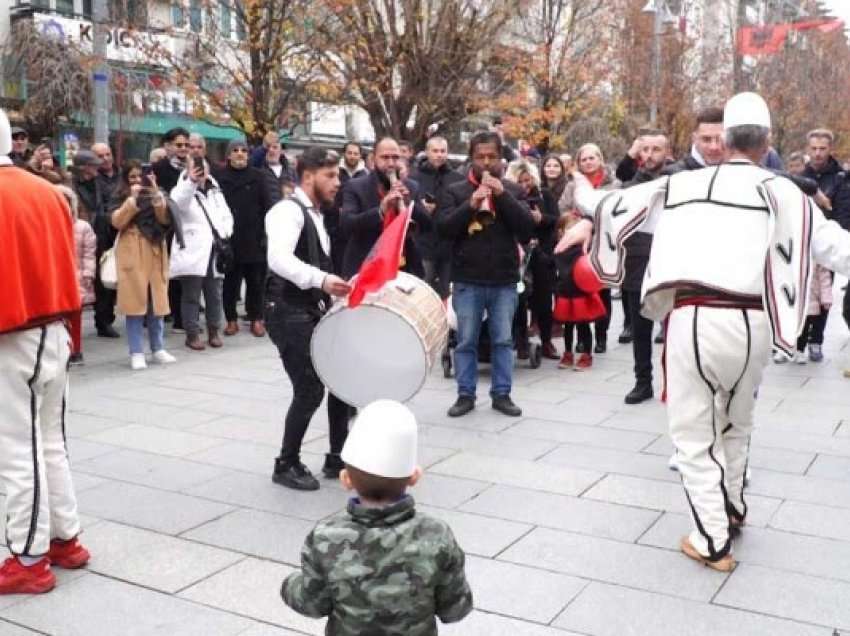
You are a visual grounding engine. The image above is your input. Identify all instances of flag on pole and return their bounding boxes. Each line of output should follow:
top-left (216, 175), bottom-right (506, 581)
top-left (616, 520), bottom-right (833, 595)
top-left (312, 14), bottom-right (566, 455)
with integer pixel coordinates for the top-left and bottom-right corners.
top-left (348, 204), bottom-right (412, 308)
top-left (737, 24), bottom-right (790, 56)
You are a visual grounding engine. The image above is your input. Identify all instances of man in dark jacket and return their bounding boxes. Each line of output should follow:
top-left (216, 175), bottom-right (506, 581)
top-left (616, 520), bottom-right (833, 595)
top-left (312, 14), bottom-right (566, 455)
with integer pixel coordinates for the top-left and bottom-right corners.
top-left (410, 136), bottom-right (463, 298)
top-left (92, 142), bottom-right (120, 201)
top-left (340, 141), bottom-right (369, 186)
top-left (438, 131), bottom-right (534, 418)
top-left (340, 137), bottom-right (432, 279)
top-left (620, 132), bottom-right (669, 405)
top-left (215, 138), bottom-right (277, 337)
top-left (73, 149), bottom-right (118, 337)
top-left (8, 127), bottom-right (31, 167)
top-left (153, 127), bottom-right (190, 193)
top-left (803, 128), bottom-right (850, 346)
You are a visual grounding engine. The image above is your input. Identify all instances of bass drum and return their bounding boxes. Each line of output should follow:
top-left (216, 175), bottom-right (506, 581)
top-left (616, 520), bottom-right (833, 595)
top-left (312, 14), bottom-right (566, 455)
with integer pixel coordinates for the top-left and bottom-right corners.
top-left (311, 273), bottom-right (449, 407)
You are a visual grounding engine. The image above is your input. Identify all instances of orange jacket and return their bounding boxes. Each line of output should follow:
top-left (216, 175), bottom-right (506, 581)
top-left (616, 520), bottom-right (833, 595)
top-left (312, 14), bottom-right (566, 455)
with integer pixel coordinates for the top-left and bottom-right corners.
top-left (0, 166), bottom-right (81, 334)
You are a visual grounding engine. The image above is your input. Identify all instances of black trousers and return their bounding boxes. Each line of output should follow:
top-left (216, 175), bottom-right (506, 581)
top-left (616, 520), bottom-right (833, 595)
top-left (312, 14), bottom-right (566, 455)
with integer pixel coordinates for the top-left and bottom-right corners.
top-left (626, 290), bottom-right (653, 385)
top-left (529, 251), bottom-right (555, 345)
top-left (265, 300), bottom-right (350, 464)
top-left (621, 290), bottom-right (632, 330)
top-left (168, 280), bottom-right (182, 327)
top-left (564, 322), bottom-right (592, 353)
top-left (798, 312), bottom-right (829, 351)
top-left (594, 288), bottom-right (612, 343)
top-left (422, 256), bottom-right (452, 300)
top-left (224, 262), bottom-right (267, 322)
top-left (94, 244), bottom-right (116, 328)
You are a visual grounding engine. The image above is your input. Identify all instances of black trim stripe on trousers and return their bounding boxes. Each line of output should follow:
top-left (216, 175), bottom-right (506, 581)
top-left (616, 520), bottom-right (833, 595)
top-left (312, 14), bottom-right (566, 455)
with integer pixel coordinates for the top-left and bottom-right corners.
top-left (689, 307), bottom-right (732, 562)
top-left (24, 326), bottom-right (47, 556)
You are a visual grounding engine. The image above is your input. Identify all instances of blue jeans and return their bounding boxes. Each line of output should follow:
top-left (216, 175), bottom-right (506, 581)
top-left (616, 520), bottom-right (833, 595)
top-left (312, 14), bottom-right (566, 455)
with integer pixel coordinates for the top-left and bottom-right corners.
top-left (126, 301), bottom-right (164, 355)
top-left (452, 282), bottom-right (518, 398)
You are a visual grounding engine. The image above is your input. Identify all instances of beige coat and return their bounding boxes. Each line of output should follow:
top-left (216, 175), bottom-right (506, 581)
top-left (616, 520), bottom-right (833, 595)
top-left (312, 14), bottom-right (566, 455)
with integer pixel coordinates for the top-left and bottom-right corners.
top-left (111, 196), bottom-right (171, 316)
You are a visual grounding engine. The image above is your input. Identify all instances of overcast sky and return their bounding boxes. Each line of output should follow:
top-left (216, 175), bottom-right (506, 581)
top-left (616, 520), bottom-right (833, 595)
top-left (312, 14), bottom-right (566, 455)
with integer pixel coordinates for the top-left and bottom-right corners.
top-left (821, 0), bottom-right (850, 27)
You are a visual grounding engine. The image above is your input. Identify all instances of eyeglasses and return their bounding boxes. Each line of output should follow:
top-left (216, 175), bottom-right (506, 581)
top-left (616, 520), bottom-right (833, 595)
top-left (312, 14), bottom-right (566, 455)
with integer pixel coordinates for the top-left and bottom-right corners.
top-left (231, 148), bottom-right (248, 153)
top-left (173, 142), bottom-right (188, 148)
top-left (12, 134), bottom-right (27, 141)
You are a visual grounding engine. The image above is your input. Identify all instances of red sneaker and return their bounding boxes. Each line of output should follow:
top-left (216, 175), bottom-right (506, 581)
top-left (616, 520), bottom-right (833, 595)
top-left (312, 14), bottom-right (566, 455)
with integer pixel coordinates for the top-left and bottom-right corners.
top-left (0, 556), bottom-right (55, 594)
top-left (47, 537), bottom-right (91, 569)
top-left (575, 353), bottom-right (593, 370)
top-left (558, 352), bottom-right (574, 369)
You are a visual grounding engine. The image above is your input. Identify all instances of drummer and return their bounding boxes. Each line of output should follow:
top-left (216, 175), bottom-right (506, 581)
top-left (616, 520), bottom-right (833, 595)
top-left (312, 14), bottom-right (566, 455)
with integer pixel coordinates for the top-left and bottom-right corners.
top-left (265, 147), bottom-right (352, 491)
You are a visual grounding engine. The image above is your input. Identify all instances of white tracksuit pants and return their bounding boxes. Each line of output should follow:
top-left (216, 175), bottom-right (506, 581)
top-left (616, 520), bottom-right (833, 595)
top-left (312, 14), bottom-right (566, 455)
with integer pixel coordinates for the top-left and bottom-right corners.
top-left (0, 323), bottom-right (81, 557)
top-left (666, 305), bottom-right (770, 561)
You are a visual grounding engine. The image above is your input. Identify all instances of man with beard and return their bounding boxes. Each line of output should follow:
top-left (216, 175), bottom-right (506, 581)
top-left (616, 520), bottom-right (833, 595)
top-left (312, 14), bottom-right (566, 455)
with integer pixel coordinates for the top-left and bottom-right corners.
top-left (265, 148), bottom-right (352, 491)
top-left (438, 131), bottom-right (534, 418)
top-left (621, 132), bottom-right (669, 405)
top-left (339, 137), bottom-right (432, 279)
top-left (216, 139), bottom-right (277, 338)
top-left (92, 142), bottom-right (120, 201)
top-left (339, 141), bottom-right (368, 186)
top-left (410, 136), bottom-right (464, 299)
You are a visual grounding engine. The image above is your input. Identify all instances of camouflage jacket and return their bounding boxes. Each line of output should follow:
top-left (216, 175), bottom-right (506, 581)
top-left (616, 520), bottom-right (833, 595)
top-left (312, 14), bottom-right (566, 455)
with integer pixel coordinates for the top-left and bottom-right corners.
top-left (281, 495), bottom-right (473, 635)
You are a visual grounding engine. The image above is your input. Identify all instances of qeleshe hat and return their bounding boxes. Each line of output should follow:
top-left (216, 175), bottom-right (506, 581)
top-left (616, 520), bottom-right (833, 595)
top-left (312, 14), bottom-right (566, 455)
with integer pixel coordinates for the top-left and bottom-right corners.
top-left (341, 400), bottom-right (418, 478)
top-left (724, 92), bottom-right (771, 130)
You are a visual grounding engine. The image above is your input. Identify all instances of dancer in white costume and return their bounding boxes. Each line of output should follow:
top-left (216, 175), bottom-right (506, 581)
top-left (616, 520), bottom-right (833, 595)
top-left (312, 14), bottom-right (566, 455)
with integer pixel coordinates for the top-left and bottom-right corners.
top-left (557, 93), bottom-right (850, 571)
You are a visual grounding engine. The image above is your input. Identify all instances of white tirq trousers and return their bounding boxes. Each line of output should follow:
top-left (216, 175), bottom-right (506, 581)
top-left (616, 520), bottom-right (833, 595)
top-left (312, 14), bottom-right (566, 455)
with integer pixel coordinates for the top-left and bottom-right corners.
top-left (666, 305), bottom-right (771, 561)
top-left (0, 323), bottom-right (81, 557)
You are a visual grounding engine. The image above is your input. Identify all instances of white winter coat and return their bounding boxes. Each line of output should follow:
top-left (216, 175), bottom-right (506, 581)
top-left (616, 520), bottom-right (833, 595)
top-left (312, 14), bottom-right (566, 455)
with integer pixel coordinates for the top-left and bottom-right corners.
top-left (169, 173), bottom-right (234, 279)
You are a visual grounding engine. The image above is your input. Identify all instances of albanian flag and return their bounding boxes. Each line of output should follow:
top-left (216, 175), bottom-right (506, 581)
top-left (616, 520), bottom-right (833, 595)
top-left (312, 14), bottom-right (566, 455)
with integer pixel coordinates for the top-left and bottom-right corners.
top-left (737, 24), bottom-right (790, 56)
top-left (348, 204), bottom-right (412, 308)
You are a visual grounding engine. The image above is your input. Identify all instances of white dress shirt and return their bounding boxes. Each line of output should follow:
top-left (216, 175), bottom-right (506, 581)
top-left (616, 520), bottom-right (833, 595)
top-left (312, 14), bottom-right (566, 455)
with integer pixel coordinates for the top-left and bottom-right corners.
top-left (265, 187), bottom-right (331, 290)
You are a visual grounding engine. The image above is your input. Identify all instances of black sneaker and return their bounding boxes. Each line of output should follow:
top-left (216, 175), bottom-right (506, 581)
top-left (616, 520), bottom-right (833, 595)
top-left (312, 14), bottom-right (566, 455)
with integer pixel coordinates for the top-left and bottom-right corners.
top-left (96, 325), bottom-right (120, 338)
top-left (575, 341), bottom-right (587, 354)
top-left (594, 338), bottom-right (607, 354)
top-left (448, 396), bottom-right (475, 417)
top-left (68, 352), bottom-right (84, 366)
top-left (618, 326), bottom-right (633, 344)
top-left (624, 383), bottom-right (653, 405)
top-left (272, 459), bottom-right (320, 491)
top-left (492, 395), bottom-right (522, 417)
top-left (322, 453), bottom-right (345, 479)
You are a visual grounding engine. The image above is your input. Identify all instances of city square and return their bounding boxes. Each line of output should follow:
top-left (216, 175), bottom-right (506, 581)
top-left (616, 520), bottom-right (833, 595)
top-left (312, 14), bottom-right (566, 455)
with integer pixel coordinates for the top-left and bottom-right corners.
top-left (1, 303), bottom-right (849, 635)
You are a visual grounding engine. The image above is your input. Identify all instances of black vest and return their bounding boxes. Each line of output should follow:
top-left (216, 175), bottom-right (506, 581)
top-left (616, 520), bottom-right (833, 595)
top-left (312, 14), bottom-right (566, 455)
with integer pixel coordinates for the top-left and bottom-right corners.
top-left (266, 200), bottom-right (332, 312)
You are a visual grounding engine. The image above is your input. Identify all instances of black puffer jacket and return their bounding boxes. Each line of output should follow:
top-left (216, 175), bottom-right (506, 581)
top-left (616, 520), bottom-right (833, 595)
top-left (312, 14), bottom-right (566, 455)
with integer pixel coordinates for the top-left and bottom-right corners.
top-left (803, 157), bottom-right (850, 229)
top-left (437, 179), bottom-right (534, 285)
top-left (214, 165), bottom-right (276, 264)
top-left (410, 157), bottom-right (464, 260)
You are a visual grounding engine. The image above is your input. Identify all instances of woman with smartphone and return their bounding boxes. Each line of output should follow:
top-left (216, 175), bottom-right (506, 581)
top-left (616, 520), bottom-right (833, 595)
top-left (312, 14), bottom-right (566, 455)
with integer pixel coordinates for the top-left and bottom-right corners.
top-left (110, 160), bottom-right (177, 370)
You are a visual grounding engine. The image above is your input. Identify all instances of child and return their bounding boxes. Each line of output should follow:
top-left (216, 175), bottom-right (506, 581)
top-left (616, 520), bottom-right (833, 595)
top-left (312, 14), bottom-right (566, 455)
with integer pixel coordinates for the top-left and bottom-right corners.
top-left (553, 213), bottom-right (606, 370)
top-left (56, 185), bottom-right (96, 365)
top-left (775, 264), bottom-right (832, 364)
top-left (281, 399), bottom-right (473, 635)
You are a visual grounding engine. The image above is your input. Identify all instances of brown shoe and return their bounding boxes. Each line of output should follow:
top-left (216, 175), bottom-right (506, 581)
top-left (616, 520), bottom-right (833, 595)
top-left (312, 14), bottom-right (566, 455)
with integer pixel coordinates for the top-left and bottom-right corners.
top-left (208, 327), bottom-right (223, 348)
top-left (223, 321), bottom-right (239, 336)
top-left (541, 341), bottom-right (559, 360)
top-left (250, 321), bottom-right (266, 337)
top-left (680, 536), bottom-right (736, 572)
top-left (185, 335), bottom-right (206, 351)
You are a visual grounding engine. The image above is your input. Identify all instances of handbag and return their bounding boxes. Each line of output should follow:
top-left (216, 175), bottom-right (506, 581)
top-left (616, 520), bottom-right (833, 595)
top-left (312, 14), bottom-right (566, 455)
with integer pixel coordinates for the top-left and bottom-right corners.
top-left (195, 193), bottom-right (235, 274)
top-left (99, 247), bottom-right (118, 290)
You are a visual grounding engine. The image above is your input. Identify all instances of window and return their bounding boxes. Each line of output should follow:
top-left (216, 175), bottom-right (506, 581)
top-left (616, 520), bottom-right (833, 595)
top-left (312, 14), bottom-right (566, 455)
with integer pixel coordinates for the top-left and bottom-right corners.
top-left (82, 0), bottom-right (92, 17)
top-left (219, 0), bottom-right (231, 37)
top-left (172, 1), bottom-right (185, 27)
top-left (189, 0), bottom-right (202, 32)
top-left (55, 0), bottom-right (74, 14)
top-left (234, 1), bottom-right (246, 41)
top-left (127, 0), bottom-right (147, 27)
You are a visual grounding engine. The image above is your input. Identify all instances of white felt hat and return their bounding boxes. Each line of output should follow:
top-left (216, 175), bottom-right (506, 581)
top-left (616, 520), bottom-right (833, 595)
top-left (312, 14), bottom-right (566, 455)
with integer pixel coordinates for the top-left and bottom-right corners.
top-left (724, 92), bottom-right (771, 130)
top-left (341, 399), bottom-right (418, 478)
top-left (0, 110), bottom-right (11, 156)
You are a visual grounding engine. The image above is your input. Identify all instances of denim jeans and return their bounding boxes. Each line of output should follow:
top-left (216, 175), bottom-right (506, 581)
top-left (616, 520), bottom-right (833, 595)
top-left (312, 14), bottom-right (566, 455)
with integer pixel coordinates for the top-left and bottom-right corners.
top-left (125, 302), bottom-right (164, 355)
top-left (452, 282), bottom-right (518, 398)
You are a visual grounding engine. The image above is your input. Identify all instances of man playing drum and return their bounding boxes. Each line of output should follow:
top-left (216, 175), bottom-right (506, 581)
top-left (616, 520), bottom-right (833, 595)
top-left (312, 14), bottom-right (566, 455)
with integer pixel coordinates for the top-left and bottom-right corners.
top-left (265, 147), bottom-right (352, 491)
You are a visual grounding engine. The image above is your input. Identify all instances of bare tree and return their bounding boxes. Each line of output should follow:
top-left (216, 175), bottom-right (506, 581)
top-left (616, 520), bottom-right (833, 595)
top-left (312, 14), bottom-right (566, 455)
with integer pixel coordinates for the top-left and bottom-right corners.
top-left (313, 0), bottom-right (517, 143)
top-left (2, 21), bottom-right (93, 135)
top-left (137, 0), bottom-right (334, 143)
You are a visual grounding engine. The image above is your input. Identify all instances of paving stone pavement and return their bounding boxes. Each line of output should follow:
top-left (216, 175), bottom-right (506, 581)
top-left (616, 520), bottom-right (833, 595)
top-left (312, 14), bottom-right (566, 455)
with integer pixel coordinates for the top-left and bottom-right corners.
top-left (3, 302), bottom-right (850, 635)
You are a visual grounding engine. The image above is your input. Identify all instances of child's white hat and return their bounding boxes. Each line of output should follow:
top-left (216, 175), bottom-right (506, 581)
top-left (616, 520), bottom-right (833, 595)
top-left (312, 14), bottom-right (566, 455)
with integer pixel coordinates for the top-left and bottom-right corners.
top-left (341, 399), bottom-right (418, 478)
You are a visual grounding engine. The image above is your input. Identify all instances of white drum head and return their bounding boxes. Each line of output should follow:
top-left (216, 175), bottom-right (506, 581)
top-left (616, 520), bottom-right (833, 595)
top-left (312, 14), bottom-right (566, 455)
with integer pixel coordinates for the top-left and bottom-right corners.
top-left (311, 305), bottom-right (428, 407)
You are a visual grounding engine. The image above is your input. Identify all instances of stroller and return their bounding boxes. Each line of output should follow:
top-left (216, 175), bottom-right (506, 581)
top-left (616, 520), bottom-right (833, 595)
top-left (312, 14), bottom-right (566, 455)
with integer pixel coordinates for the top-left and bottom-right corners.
top-left (441, 244), bottom-right (542, 378)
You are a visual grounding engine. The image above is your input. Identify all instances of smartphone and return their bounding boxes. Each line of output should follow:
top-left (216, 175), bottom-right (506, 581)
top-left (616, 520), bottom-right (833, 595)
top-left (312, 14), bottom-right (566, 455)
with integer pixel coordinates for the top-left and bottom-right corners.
top-left (192, 155), bottom-right (204, 172)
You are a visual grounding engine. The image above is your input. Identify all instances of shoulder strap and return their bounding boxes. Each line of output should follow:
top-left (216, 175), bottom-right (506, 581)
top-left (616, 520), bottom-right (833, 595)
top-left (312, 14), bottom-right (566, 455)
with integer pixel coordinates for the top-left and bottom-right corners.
top-left (194, 192), bottom-right (223, 242)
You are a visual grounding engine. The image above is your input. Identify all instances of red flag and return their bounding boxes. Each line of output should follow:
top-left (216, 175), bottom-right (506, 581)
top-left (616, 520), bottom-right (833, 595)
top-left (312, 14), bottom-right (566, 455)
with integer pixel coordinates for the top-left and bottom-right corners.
top-left (791, 18), bottom-right (844, 34)
top-left (348, 205), bottom-right (412, 308)
top-left (737, 24), bottom-right (790, 56)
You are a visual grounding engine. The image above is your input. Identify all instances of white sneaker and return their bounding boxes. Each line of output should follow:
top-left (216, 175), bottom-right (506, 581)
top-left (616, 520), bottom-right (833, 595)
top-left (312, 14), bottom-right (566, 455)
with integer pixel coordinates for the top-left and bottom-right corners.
top-left (152, 349), bottom-right (177, 364)
top-left (793, 352), bottom-right (808, 365)
top-left (772, 351), bottom-right (787, 364)
top-left (130, 353), bottom-right (147, 370)
top-left (668, 454), bottom-right (679, 472)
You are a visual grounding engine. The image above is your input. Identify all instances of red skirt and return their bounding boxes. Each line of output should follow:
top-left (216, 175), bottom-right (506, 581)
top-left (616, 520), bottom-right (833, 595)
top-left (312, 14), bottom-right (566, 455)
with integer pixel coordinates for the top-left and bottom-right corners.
top-left (553, 294), bottom-right (607, 323)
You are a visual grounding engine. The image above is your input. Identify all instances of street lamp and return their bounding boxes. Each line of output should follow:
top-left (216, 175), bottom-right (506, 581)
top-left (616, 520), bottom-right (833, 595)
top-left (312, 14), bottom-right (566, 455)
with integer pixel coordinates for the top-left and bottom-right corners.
top-left (642, 0), bottom-right (676, 124)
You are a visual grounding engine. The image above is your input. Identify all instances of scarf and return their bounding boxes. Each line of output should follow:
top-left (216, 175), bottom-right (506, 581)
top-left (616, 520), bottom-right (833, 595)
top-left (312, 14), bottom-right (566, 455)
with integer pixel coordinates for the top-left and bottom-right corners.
top-left (585, 168), bottom-right (607, 189)
top-left (467, 169), bottom-right (496, 235)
